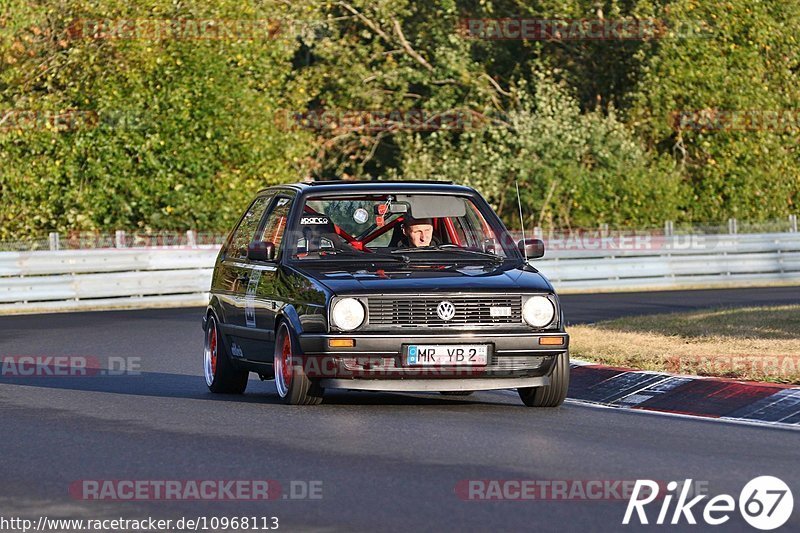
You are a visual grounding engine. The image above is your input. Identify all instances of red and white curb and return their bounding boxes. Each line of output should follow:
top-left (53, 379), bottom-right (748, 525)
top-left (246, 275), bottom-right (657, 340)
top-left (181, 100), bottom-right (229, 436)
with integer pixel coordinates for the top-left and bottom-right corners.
top-left (567, 360), bottom-right (800, 429)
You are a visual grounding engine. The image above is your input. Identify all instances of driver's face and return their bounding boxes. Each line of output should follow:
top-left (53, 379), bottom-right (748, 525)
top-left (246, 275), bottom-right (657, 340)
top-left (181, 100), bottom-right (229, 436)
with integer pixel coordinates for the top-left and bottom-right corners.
top-left (404, 223), bottom-right (433, 247)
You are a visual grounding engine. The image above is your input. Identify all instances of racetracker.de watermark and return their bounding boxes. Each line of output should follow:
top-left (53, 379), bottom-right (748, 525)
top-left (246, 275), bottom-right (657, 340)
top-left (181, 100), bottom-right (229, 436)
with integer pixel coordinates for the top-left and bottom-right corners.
top-left (273, 108), bottom-right (493, 133)
top-left (0, 356), bottom-right (141, 377)
top-left (68, 480), bottom-right (322, 501)
top-left (67, 18), bottom-right (283, 40)
top-left (455, 479), bottom-right (709, 501)
top-left (666, 355), bottom-right (800, 381)
top-left (671, 109), bottom-right (800, 132)
top-left (538, 232), bottom-right (722, 252)
top-left (459, 18), bottom-right (712, 40)
top-left (0, 109), bottom-right (153, 133)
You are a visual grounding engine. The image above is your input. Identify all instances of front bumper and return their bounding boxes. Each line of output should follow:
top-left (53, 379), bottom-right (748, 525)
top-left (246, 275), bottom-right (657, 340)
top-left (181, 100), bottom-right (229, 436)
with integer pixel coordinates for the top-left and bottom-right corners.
top-left (319, 375), bottom-right (551, 392)
top-left (296, 331), bottom-right (568, 389)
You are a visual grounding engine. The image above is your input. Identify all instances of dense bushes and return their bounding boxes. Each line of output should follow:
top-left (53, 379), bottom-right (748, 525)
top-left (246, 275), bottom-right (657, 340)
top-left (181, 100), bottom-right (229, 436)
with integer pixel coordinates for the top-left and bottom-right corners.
top-left (1, 0), bottom-right (797, 239)
top-left (393, 72), bottom-right (685, 228)
top-left (1, 0), bottom-right (310, 237)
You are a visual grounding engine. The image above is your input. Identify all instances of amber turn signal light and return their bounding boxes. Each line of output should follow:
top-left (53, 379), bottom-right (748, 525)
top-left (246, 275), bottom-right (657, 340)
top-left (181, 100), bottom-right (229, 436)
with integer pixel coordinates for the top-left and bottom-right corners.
top-left (539, 336), bottom-right (565, 345)
top-left (329, 339), bottom-right (355, 348)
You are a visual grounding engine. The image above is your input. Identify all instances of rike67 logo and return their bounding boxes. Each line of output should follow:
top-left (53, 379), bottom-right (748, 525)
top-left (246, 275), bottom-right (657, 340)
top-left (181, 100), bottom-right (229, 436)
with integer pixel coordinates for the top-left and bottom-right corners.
top-left (624, 476), bottom-right (793, 530)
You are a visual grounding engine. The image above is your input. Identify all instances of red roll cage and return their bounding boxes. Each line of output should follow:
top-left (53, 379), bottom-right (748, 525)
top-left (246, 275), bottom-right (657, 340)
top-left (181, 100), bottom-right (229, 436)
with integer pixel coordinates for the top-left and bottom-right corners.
top-left (301, 204), bottom-right (463, 252)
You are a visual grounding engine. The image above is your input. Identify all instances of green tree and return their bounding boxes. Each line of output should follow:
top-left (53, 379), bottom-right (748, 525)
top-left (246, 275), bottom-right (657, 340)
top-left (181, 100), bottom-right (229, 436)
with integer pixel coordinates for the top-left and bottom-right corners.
top-left (393, 69), bottom-right (684, 229)
top-left (629, 0), bottom-right (800, 221)
top-left (1, 0), bottom-right (311, 238)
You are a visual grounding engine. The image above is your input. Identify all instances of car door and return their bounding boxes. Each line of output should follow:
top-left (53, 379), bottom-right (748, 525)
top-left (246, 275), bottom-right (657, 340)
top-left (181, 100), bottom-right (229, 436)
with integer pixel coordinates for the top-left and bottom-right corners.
top-left (216, 194), bottom-right (273, 358)
top-left (240, 193), bottom-right (295, 362)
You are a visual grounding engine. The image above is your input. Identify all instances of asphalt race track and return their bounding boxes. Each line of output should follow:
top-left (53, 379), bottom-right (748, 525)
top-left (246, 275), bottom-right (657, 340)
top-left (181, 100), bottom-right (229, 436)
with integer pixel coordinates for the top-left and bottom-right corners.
top-left (1, 287), bottom-right (799, 532)
top-left (560, 285), bottom-right (800, 324)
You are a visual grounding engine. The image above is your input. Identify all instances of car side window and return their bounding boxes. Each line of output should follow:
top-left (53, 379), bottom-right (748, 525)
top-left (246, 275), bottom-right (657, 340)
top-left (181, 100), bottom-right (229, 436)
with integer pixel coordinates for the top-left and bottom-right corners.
top-left (258, 196), bottom-right (293, 253)
top-left (227, 196), bottom-right (272, 260)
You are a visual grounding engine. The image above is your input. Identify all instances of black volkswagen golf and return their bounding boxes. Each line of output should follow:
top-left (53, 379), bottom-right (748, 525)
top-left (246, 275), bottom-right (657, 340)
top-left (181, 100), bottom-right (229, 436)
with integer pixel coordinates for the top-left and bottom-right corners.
top-left (202, 180), bottom-right (569, 406)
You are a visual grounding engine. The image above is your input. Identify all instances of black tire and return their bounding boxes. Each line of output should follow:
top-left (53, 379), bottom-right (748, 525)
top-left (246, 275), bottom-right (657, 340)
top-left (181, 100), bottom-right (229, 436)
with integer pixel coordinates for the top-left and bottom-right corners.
top-left (204, 314), bottom-right (248, 394)
top-left (274, 323), bottom-right (324, 405)
top-left (518, 351), bottom-right (569, 407)
top-left (440, 391), bottom-right (474, 396)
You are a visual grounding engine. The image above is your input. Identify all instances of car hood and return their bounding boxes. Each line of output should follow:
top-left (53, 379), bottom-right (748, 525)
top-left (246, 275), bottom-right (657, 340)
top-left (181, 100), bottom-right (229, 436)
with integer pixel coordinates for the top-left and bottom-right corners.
top-left (293, 262), bottom-right (553, 294)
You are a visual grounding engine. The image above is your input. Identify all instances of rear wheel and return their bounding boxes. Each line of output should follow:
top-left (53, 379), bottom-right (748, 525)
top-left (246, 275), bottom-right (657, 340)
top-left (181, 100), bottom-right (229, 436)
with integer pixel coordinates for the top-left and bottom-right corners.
top-left (204, 314), bottom-right (248, 394)
top-left (518, 352), bottom-right (569, 407)
top-left (274, 323), bottom-right (324, 405)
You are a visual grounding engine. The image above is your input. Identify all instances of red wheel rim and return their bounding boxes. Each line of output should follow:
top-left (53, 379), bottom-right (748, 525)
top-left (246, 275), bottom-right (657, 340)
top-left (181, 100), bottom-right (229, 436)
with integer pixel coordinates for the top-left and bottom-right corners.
top-left (209, 326), bottom-right (217, 376)
top-left (281, 333), bottom-right (292, 386)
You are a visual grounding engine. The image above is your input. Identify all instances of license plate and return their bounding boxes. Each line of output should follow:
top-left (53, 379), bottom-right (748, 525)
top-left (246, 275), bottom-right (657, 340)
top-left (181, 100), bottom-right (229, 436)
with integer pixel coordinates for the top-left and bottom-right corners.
top-left (405, 344), bottom-right (489, 366)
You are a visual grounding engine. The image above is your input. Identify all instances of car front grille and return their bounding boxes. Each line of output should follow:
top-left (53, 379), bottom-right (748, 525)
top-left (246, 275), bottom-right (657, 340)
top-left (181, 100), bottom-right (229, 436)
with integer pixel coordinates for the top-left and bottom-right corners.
top-left (367, 294), bottom-right (522, 328)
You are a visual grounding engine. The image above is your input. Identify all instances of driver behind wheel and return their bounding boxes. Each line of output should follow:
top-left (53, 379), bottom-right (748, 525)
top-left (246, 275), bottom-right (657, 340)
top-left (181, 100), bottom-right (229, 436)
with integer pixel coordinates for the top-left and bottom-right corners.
top-left (400, 217), bottom-right (439, 248)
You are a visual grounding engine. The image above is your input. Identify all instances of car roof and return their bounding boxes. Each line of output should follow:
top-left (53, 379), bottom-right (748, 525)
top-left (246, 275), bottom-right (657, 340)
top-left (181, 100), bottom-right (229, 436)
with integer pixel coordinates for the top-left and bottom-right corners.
top-left (257, 180), bottom-right (477, 196)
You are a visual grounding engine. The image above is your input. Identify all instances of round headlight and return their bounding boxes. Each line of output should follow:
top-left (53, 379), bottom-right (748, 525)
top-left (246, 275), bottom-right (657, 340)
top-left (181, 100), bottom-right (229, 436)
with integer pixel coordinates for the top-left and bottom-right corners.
top-left (522, 296), bottom-right (555, 328)
top-left (331, 298), bottom-right (366, 331)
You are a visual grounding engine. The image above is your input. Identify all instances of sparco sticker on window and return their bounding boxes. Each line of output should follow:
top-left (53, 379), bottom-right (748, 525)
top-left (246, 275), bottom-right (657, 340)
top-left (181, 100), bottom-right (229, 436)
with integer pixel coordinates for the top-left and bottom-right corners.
top-left (301, 216), bottom-right (330, 225)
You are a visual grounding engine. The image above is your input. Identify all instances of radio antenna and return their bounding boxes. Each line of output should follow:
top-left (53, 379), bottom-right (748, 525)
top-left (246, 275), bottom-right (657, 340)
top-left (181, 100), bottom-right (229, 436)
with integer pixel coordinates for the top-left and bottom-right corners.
top-left (515, 180), bottom-right (528, 262)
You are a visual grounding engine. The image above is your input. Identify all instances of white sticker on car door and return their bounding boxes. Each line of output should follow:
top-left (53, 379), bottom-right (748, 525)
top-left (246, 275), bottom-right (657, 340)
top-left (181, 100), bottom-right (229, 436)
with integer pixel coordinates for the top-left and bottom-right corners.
top-left (245, 270), bottom-right (262, 328)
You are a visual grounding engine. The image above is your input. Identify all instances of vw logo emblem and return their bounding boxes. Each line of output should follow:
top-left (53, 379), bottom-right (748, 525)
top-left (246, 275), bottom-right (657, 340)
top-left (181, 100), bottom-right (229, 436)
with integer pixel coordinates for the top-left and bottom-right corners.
top-left (436, 301), bottom-right (456, 321)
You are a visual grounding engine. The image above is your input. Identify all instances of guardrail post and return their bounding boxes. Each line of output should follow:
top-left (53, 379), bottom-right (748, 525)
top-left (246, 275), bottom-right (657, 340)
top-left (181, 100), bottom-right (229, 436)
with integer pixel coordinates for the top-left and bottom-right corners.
top-left (186, 230), bottom-right (197, 248)
top-left (115, 230), bottom-right (126, 248)
top-left (727, 218), bottom-right (738, 235)
top-left (48, 232), bottom-right (60, 251)
top-left (664, 220), bottom-right (674, 237)
top-left (532, 226), bottom-right (543, 239)
top-left (790, 214), bottom-right (798, 233)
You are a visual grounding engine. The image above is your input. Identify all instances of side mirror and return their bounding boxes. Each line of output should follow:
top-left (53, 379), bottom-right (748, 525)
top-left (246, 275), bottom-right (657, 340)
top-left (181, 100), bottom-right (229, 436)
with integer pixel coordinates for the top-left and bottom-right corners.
top-left (518, 238), bottom-right (545, 259)
top-left (247, 241), bottom-right (276, 262)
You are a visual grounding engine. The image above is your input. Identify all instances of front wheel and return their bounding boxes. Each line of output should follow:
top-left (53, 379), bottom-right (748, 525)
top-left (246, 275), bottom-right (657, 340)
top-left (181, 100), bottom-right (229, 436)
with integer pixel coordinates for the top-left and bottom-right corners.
top-left (518, 352), bottom-right (569, 407)
top-left (204, 314), bottom-right (248, 394)
top-left (274, 323), bottom-right (324, 405)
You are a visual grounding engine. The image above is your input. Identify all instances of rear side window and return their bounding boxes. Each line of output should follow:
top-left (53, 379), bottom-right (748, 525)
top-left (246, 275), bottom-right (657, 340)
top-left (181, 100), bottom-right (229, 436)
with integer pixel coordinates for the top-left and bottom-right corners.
top-left (226, 196), bottom-right (271, 259)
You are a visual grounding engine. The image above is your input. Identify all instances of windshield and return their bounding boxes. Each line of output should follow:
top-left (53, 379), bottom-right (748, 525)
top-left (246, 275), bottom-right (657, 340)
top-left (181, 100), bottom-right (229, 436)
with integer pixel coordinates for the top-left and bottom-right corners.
top-left (288, 194), bottom-right (512, 261)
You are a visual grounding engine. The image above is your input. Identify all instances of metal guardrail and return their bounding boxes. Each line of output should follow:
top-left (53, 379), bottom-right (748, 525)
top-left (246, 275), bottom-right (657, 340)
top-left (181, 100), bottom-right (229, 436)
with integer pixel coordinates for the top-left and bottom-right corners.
top-left (0, 248), bottom-right (218, 313)
top-left (1, 232), bottom-right (799, 314)
top-left (535, 232), bottom-right (800, 291)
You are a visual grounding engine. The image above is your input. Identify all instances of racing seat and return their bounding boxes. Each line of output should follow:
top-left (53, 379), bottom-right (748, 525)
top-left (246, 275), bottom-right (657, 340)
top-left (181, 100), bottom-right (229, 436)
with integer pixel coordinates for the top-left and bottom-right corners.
top-left (388, 224), bottom-right (405, 248)
top-left (302, 219), bottom-right (341, 253)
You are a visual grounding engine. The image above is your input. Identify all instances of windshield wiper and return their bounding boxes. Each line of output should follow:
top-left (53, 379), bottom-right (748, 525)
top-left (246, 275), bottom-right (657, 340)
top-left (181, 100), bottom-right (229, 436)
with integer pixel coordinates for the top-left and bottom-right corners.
top-left (446, 249), bottom-right (505, 262)
top-left (391, 246), bottom-right (505, 262)
top-left (299, 251), bottom-right (410, 263)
